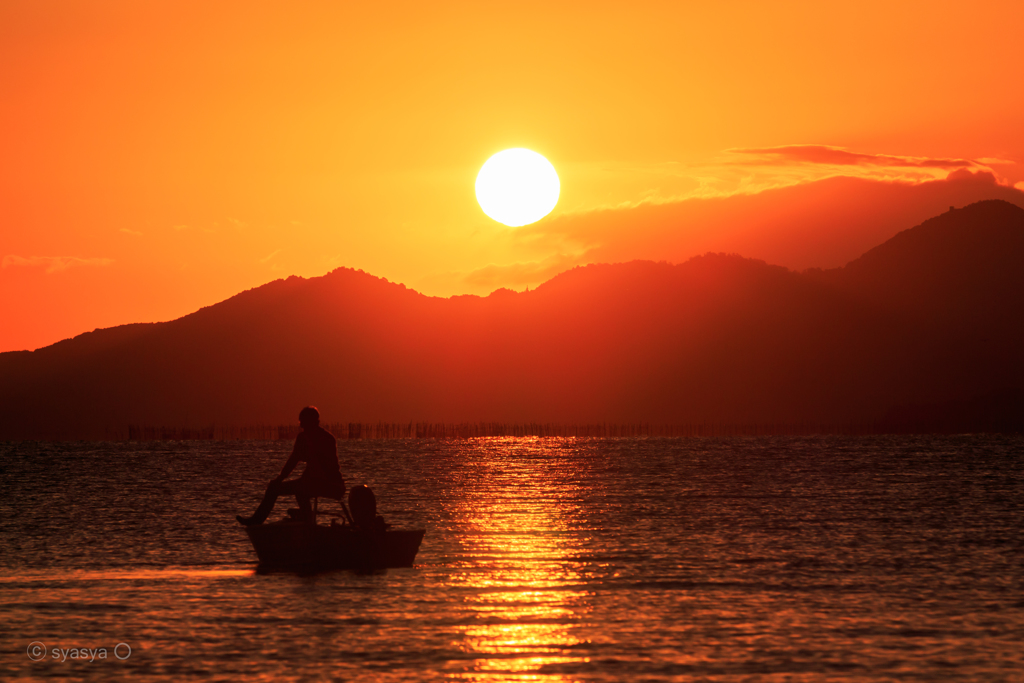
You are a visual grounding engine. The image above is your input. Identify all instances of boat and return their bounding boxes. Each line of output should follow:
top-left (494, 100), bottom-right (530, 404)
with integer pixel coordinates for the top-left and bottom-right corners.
top-left (245, 518), bottom-right (425, 571)
top-left (242, 483), bottom-right (424, 571)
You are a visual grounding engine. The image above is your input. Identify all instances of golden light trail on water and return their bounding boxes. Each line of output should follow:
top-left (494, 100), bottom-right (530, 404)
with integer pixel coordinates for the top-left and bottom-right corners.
top-left (445, 437), bottom-right (590, 682)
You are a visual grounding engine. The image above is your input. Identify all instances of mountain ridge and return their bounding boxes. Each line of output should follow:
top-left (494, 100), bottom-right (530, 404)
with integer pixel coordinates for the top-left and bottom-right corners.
top-left (2, 200), bottom-right (1022, 438)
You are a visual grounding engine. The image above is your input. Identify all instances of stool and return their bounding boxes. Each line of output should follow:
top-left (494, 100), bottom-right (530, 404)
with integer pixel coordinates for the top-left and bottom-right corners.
top-left (312, 496), bottom-right (354, 525)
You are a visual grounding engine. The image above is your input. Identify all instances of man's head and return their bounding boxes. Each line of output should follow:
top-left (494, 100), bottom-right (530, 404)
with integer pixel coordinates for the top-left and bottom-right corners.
top-left (298, 406), bottom-right (320, 430)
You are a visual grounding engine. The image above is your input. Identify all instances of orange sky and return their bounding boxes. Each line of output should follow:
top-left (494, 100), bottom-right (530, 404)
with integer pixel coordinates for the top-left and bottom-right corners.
top-left (2, 0), bottom-right (1024, 352)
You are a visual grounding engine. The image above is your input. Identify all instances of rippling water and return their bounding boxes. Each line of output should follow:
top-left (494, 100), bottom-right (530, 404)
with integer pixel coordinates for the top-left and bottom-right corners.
top-left (2, 436), bottom-right (1023, 680)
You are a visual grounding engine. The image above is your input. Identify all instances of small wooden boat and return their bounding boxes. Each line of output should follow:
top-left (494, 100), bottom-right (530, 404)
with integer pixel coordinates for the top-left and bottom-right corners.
top-left (246, 519), bottom-right (425, 571)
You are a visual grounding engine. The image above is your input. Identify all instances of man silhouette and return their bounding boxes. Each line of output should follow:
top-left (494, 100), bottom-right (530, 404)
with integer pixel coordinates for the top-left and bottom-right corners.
top-left (236, 406), bottom-right (345, 525)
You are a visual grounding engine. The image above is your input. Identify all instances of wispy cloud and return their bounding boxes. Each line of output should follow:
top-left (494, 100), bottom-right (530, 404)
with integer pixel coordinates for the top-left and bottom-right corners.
top-left (461, 252), bottom-right (592, 289)
top-left (728, 144), bottom-right (981, 170)
top-left (2, 255), bottom-right (114, 273)
top-left (119, 228), bottom-right (143, 236)
top-left (552, 146), bottom-right (1011, 221)
top-left (259, 249), bottom-right (281, 264)
top-left (511, 168), bottom-right (1024, 275)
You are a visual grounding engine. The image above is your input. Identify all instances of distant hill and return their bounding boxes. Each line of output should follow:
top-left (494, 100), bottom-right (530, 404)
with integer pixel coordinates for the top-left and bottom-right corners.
top-left (2, 200), bottom-right (1022, 438)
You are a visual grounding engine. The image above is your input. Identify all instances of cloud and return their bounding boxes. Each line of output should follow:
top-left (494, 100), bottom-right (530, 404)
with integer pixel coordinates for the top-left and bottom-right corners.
top-left (728, 144), bottom-right (980, 170)
top-left (119, 228), bottom-right (143, 236)
top-left (258, 249), bottom-right (281, 264)
top-left (415, 165), bottom-right (1024, 298)
top-left (2, 255), bottom-right (114, 274)
top-left (462, 252), bottom-right (592, 289)
top-left (514, 169), bottom-right (1024, 275)
top-left (551, 145), bottom-right (1014, 223)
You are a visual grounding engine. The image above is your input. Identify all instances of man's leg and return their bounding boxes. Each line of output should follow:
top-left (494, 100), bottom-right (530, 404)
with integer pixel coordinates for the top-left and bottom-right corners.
top-left (293, 479), bottom-right (314, 522)
top-left (238, 479), bottom-right (303, 525)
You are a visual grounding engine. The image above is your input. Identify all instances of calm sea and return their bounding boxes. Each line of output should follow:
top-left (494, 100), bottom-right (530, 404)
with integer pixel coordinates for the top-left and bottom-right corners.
top-left (1, 436), bottom-right (1022, 681)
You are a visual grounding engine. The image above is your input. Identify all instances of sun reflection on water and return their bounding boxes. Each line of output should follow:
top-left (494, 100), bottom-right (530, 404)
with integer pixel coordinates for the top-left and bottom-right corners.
top-left (444, 438), bottom-right (593, 681)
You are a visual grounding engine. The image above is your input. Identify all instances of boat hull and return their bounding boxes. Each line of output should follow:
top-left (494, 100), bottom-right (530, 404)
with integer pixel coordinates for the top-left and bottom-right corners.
top-left (246, 522), bottom-right (425, 570)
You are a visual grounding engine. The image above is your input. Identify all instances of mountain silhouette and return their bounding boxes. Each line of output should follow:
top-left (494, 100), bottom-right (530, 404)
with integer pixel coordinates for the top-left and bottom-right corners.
top-left (2, 200), bottom-right (1022, 438)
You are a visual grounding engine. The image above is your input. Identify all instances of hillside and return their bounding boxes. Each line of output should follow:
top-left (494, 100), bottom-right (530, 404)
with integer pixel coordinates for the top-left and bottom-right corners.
top-left (2, 200), bottom-right (1022, 438)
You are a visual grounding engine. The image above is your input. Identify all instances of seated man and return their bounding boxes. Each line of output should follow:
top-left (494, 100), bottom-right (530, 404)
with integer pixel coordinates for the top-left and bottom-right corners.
top-left (236, 406), bottom-right (345, 525)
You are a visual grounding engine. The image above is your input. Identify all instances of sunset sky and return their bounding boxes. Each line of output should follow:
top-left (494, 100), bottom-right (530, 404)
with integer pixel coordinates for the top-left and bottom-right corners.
top-left (3, 1), bottom-right (1024, 352)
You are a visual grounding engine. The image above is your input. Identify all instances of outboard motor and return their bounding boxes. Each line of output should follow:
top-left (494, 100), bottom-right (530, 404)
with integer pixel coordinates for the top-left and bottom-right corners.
top-left (349, 485), bottom-right (376, 527)
top-left (349, 484), bottom-right (387, 532)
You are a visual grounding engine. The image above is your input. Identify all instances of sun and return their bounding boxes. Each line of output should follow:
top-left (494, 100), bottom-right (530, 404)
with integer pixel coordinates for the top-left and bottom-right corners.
top-left (475, 148), bottom-right (560, 227)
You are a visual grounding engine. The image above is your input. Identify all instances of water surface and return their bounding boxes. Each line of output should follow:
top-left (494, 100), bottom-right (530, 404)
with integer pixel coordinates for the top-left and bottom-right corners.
top-left (2, 436), bottom-right (1022, 680)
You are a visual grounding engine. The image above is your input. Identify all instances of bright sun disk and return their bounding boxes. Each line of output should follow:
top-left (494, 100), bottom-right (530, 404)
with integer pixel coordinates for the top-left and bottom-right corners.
top-left (475, 148), bottom-right (560, 227)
